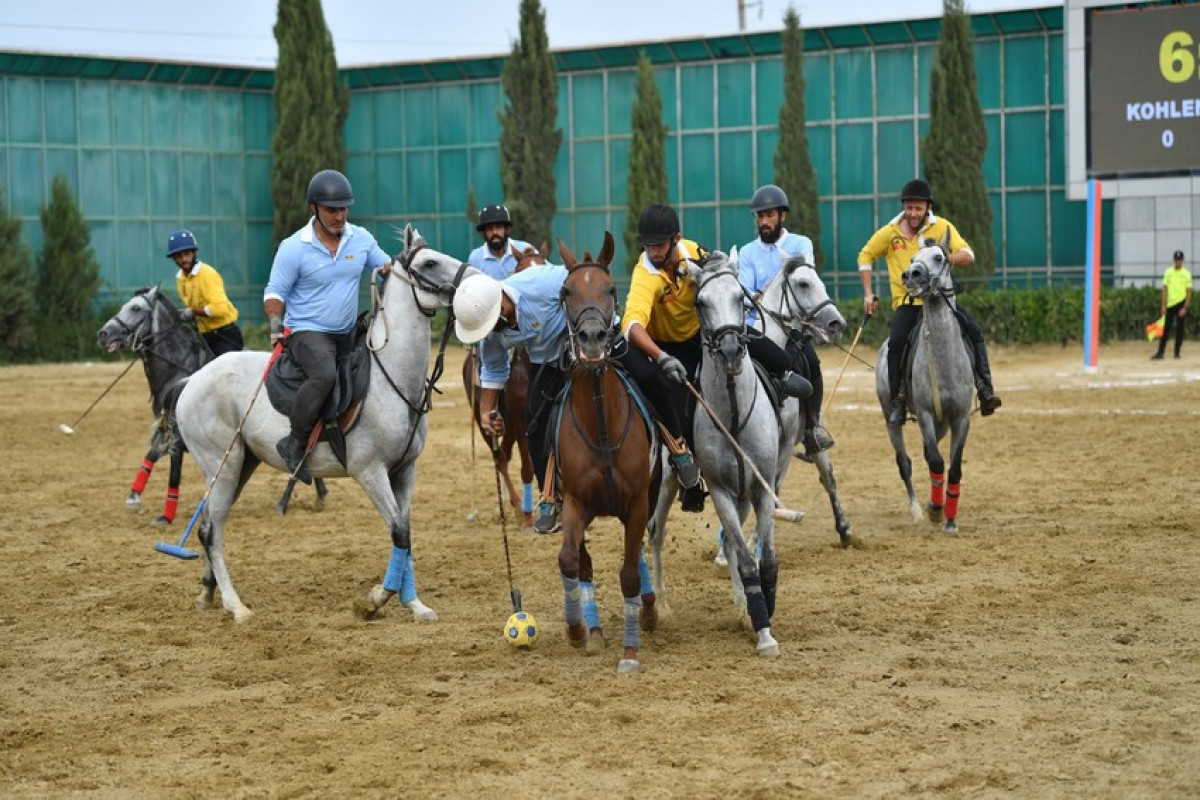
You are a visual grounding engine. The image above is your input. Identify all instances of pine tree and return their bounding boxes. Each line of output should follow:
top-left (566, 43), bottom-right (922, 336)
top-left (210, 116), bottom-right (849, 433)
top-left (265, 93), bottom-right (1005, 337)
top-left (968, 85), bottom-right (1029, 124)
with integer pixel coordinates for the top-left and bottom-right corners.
top-left (271, 0), bottom-right (349, 244)
top-left (0, 189), bottom-right (35, 362)
top-left (625, 53), bottom-right (668, 271)
top-left (923, 0), bottom-right (994, 282)
top-left (773, 6), bottom-right (823, 268)
top-left (499, 0), bottom-right (561, 248)
top-left (34, 176), bottom-right (102, 361)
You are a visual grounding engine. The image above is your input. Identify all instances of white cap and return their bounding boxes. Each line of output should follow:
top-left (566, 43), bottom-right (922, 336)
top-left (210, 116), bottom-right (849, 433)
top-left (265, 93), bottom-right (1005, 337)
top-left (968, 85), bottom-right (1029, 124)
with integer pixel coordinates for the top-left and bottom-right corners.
top-left (453, 274), bottom-right (504, 343)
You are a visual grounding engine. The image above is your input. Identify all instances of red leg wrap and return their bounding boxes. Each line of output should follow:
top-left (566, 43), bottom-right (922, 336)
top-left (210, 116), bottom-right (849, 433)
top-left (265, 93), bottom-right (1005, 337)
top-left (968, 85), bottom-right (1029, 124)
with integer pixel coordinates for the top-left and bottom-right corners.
top-left (163, 489), bottom-right (179, 523)
top-left (131, 459), bottom-right (154, 493)
top-left (945, 483), bottom-right (961, 520)
top-left (929, 471), bottom-right (945, 508)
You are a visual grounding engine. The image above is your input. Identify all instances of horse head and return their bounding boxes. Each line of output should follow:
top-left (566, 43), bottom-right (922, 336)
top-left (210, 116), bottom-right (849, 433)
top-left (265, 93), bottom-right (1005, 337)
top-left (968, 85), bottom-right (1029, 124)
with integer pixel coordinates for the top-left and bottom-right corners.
top-left (558, 231), bottom-right (616, 367)
top-left (97, 286), bottom-right (173, 354)
top-left (691, 247), bottom-right (747, 376)
top-left (511, 241), bottom-right (550, 272)
top-left (391, 224), bottom-right (474, 313)
top-left (904, 230), bottom-right (954, 303)
top-left (778, 256), bottom-right (846, 344)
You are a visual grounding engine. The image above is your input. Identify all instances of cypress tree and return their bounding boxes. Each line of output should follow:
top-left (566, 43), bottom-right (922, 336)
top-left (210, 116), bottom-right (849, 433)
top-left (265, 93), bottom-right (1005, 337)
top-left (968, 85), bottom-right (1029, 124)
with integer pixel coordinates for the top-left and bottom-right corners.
top-left (271, 0), bottom-right (349, 244)
top-left (923, 0), bottom-right (994, 282)
top-left (773, 6), bottom-right (823, 268)
top-left (0, 189), bottom-right (35, 362)
top-left (499, 0), bottom-right (561, 248)
top-left (625, 53), bottom-right (668, 271)
top-left (35, 176), bottom-right (102, 361)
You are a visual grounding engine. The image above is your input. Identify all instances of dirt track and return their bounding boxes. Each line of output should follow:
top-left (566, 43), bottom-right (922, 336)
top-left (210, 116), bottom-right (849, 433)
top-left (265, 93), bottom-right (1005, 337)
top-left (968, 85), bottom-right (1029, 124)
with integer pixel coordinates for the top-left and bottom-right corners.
top-left (2, 341), bottom-right (1198, 798)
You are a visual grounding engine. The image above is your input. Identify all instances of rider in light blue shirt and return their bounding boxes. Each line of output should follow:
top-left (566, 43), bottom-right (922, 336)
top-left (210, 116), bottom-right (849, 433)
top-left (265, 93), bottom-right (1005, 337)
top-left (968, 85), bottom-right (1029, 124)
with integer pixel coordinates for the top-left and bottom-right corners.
top-left (738, 184), bottom-right (833, 460)
top-left (467, 203), bottom-right (533, 281)
top-left (475, 262), bottom-right (570, 388)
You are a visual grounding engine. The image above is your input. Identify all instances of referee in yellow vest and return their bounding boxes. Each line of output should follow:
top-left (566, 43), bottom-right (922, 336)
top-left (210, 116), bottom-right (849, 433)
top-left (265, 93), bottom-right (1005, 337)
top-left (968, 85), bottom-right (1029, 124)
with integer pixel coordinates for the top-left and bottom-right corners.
top-left (1152, 250), bottom-right (1193, 360)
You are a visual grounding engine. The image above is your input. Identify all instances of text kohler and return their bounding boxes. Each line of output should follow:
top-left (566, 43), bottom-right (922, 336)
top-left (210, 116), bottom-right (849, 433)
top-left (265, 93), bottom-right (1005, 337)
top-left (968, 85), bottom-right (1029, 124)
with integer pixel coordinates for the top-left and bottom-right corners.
top-left (1126, 98), bottom-right (1200, 121)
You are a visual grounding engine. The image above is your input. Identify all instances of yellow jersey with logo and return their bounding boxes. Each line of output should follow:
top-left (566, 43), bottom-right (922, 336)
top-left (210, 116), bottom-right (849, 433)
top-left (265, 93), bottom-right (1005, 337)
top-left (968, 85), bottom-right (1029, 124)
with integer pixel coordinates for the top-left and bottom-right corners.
top-left (857, 214), bottom-right (970, 309)
top-left (621, 239), bottom-right (708, 343)
top-left (176, 262), bottom-right (238, 333)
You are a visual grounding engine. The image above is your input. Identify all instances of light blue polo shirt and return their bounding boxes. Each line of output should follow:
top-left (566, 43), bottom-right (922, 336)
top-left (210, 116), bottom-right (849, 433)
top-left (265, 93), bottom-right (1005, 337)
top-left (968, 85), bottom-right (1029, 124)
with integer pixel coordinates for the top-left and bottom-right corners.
top-left (477, 262), bottom-right (570, 389)
top-left (468, 238), bottom-right (533, 282)
top-left (264, 219), bottom-right (392, 333)
top-left (738, 230), bottom-right (815, 328)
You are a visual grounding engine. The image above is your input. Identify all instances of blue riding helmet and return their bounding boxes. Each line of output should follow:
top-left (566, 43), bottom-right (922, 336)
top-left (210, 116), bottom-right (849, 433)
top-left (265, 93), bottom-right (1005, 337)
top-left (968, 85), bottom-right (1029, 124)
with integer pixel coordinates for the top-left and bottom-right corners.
top-left (166, 229), bottom-right (198, 258)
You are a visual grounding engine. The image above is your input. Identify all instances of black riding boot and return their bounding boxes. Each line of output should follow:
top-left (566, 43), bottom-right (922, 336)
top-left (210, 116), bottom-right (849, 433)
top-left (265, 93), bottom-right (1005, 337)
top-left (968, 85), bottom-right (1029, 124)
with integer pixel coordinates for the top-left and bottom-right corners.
top-left (973, 341), bottom-right (1002, 416)
top-left (276, 431), bottom-right (313, 485)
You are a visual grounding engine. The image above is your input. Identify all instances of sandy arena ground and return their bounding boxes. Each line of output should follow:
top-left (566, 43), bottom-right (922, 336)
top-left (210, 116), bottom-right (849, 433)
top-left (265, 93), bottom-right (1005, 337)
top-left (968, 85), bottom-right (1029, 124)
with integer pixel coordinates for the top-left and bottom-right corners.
top-left (1, 341), bottom-right (1198, 798)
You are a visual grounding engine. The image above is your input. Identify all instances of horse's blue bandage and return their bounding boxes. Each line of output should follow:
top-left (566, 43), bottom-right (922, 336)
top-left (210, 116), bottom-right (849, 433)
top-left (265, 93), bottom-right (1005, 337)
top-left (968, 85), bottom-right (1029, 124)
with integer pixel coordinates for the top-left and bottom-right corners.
top-left (562, 573), bottom-right (583, 626)
top-left (623, 596), bottom-right (643, 649)
top-left (399, 552), bottom-right (417, 604)
top-left (716, 526), bottom-right (724, 546)
top-left (580, 580), bottom-right (600, 629)
top-left (383, 546), bottom-right (413, 602)
top-left (522, 483), bottom-right (534, 514)
top-left (637, 552), bottom-right (652, 596)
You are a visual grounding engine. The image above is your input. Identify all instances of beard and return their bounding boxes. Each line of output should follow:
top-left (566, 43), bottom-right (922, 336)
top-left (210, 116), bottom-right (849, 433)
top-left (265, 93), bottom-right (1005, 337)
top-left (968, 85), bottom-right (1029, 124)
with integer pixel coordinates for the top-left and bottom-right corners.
top-left (487, 233), bottom-right (509, 254)
top-left (758, 223), bottom-right (783, 245)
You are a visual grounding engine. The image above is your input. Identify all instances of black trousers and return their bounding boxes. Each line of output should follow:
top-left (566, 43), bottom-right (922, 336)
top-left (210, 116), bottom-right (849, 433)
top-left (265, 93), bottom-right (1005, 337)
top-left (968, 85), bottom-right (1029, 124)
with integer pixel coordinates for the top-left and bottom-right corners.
top-left (1156, 302), bottom-right (1187, 357)
top-left (203, 323), bottom-right (243, 358)
top-left (524, 362), bottom-right (565, 491)
top-left (887, 302), bottom-right (989, 398)
top-left (286, 330), bottom-right (354, 436)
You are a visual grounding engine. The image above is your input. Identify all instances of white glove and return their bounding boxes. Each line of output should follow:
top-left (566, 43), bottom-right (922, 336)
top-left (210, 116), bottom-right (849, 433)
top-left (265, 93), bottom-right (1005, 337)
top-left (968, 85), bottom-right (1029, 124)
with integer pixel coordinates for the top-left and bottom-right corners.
top-left (656, 351), bottom-right (687, 384)
top-left (179, 307), bottom-right (196, 321)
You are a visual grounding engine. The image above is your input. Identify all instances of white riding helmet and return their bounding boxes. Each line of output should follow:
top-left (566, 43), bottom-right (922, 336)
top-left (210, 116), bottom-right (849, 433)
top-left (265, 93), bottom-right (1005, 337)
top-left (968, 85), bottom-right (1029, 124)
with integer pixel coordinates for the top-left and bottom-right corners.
top-left (454, 274), bottom-right (504, 344)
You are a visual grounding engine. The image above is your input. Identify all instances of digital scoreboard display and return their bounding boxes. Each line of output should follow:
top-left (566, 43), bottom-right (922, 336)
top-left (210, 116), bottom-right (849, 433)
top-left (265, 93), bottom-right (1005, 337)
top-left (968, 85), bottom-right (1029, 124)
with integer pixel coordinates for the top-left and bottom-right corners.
top-left (1088, 3), bottom-right (1200, 177)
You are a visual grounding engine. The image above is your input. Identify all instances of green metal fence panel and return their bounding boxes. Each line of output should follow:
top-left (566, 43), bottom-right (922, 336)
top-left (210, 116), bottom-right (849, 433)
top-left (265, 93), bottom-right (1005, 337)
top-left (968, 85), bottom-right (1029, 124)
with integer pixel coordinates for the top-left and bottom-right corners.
top-left (471, 82), bottom-right (501, 143)
top-left (1005, 191), bottom-right (1047, 267)
top-left (877, 120), bottom-right (916, 196)
top-left (554, 141), bottom-right (570, 211)
top-left (755, 57), bottom-right (783, 125)
top-left (572, 73), bottom-right (605, 138)
top-left (405, 150), bottom-right (436, 213)
top-left (346, 92), bottom-right (374, 152)
top-left (148, 87), bottom-right (179, 148)
top-left (718, 62), bottom-right (752, 128)
top-left (983, 114), bottom-right (1001, 187)
top-left (438, 149), bottom-right (469, 213)
top-left (682, 134), bottom-right (715, 202)
top-left (556, 75), bottom-right (569, 135)
top-left (1048, 34), bottom-right (1063, 105)
top-left (243, 94), bottom-right (271, 152)
top-left (834, 50), bottom-right (873, 119)
top-left (45, 148), bottom-right (77, 196)
top-left (679, 64), bottom-right (714, 131)
top-left (875, 49), bottom-right (914, 117)
top-left (181, 93), bottom-right (210, 149)
top-left (1049, 109), bottom-right (1065, 188)
top-left (181, 153), bottom-right (210, 218)
top-left (1004, 36), bottom-right (1045, 107)
top-left (91, 220), bottom-right (115, 282)
top-left (10, 78), bottom-right (42, 144)
top-left (0, 79), bottom-right (5, 142)
top-left (837, 199), bottom-right (877, 278)
top-left (681, 205), bottom-right (716, 249)
top-left (469, 146), bottom-right (501, 208)
top-left (804, 53), bottom-right (832, 123)
top-left (115, 151), bottom-right (147, 217)
top-left (975, 40), bottom-right (1002, 110)
top-left (917, 44), bottom-right (934, 115)
top-left (375, 153), bottom-right (404, 216)
top-left (574, 211), bottom-right (610, 257)
top-left (664, 136), bottom-right (679, 203)
top-left (404, 87), bottom-right (435, 147)
top-left (245, 154), bottom-right (271, 218)
top-left (375, 89), bottom-right (405, 148)
top-left (114, 85), bottom-right (146, 147)
top-left (573, 139), bottom-right (606, 208)
top-left (80, 83), bottom-right (111, 146)
top-left (755, 128), bottom-right (777, 186)
top-left (81, 149), bottom-right (114, 216)
top-left (1051, 189), bottom-right (1086, 269)
top-left (347, 153), bottom-right (376, 217)
top-left (45, 81), bottom-right (76, 145)
top-left (807, 126), bottom-right (832, 196)
top-left (835, 123), bottom-right (873, 195)
top-left (720, 203), bottom-right (750, 251)
top-left (606, 69), bottom-right (635, 137)
top-left (116, 220), bottom-right (150, 287)
top-left (719, 130), bottom-right (753, 204)
top-left (656, 65), bottom-right (677, 131)
top-left (148, 151), bottom-right (178, 217)
top-left (608, 138), bottom-right (629, 207)
top-left (213, 154), bottom-right (243, 217)
top-left (1005, 110), bottom-right (1046, 187)
top-left (437, 83), bottom-right (470, 146)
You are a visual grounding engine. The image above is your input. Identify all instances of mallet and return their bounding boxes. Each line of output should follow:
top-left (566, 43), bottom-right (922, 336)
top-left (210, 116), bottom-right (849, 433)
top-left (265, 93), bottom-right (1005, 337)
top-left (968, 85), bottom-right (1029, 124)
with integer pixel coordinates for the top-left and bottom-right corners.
top-left (489, 410), bottom-right (522, 613)
top-left (59, 359), bottom-right (138, 435)
top-left (822, 312), bottom-right (872, 417)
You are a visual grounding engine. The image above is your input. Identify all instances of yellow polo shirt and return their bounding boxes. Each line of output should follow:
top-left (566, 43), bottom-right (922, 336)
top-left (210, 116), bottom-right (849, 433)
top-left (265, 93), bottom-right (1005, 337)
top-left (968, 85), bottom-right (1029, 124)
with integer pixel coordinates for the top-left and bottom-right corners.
top-left (621, 239), bottom-right (708, 343)
top-left (176, 262), bottom-right (239, 333)
top-left (1163, 266), bottom-right (1193, 307)
top-left (857, 214), bottom-right (970, 309)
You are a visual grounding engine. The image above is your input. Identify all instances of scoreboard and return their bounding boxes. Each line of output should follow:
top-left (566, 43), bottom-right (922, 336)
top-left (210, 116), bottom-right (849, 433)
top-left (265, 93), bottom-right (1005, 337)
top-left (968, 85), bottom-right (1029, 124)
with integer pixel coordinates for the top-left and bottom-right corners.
top-left (1088, 3), bottom-right (1200, 177)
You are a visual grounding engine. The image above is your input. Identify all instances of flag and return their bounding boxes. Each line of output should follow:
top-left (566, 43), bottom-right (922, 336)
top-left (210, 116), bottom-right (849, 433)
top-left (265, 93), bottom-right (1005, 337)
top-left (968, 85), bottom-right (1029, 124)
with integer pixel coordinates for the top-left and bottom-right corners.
top-left (1145, 315), bottom-right (1165, 341)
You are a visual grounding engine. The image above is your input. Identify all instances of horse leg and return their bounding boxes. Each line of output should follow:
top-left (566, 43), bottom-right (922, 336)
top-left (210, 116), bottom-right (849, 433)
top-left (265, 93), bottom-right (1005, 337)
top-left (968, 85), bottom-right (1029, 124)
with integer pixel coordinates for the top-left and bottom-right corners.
top-left (361, 463), bottom-right (437, 621)
top-left (942, 419), bottom-right (971, 535)
top-left (617, 502), bottom-right (652, 674)
top-left (888, 424), bottom-right (922, 521)
top-left (638, 545), bottom-right (657, 633)
top-left (276, 479), bottom-right (297, 515)
top-left (128, 448), bottom-right (159, 509)
top-left (558, 497), bottom-right (592, 648)
top-left (752, 488), bottom-right (781, 658)
top-left (920, 424), bottom-right (947, 527)
top-left (516, 432), bottom-right (536, 530)
top-left (710, 490), bottom-right (752, 621)
top-left (578, 539), bottom-right (605, 652)
top-left (154, 446), bottom-right (183, 527)
top-left (812, 452), bottom-right (854, 546)
top-left (314, 478), bottom-right (328, 510)
top-left (646, 460), bottom-right (675, 613)
top-left (195, 455), bottom-right (254, 623)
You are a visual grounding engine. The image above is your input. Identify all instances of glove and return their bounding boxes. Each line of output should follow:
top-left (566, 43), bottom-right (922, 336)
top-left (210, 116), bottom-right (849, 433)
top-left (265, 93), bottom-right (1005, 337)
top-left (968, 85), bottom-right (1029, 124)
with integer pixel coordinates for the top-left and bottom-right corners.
top-left (269, 316), bottom-right (284, 343)
top-left (656, 351), bottom-right (687, 385)
top-left (179, 307), bottom-right (195, 321)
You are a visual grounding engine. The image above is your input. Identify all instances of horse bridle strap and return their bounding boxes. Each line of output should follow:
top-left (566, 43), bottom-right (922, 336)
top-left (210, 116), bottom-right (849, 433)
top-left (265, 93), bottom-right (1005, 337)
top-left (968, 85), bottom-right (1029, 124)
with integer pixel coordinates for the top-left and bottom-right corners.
top-left (562, 262), bottom-right (616, 362)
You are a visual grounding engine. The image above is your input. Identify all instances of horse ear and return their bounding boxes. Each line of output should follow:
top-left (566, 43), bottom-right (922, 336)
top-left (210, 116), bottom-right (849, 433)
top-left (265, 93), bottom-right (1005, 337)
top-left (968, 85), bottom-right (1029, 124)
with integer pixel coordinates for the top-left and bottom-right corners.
top-left (511, 243), bottom-right (523, 261)
top-left (539, 240), bottom-right (549, 259)
top-left (598, 231), bottom-right (615, 267)
top-left (728, 244), bottom-right (739, 268)
top-left (938, 229), bottom-right (951, 252)
top-left (558, 238), bottom-right (577, 268)
top-left (402, 224), bottom-right (416, 251)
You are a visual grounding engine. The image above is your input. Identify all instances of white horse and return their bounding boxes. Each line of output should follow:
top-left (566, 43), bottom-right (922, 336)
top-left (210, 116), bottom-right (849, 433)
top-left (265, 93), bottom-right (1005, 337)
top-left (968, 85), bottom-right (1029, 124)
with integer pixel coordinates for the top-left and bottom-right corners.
top-left (875, 235), bottom-right (973, 534)
top-left (174, 225), bottom-right (477, 622)
top-left (648, 249), bottom-right (784, 657)
top-left (753, 255), bottom-right (849, 544)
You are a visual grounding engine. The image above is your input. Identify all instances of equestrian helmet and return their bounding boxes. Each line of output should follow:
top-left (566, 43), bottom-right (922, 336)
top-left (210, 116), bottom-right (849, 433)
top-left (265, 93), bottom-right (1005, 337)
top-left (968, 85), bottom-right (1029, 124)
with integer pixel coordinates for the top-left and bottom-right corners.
top-left (165, 229), bottom-right (198, 257)
top-left (636, 203), bottom-right (680, 246)
top-left (750, 184), bottom-right (790, 213)
top-left (476, 203), bottom-right (512, 231)
top-left (453, 274), bottom-right (504, 344)
top-left (306, 169), bottom-right (355, 207)
top-left (900, 179), bottom-right (934, 203)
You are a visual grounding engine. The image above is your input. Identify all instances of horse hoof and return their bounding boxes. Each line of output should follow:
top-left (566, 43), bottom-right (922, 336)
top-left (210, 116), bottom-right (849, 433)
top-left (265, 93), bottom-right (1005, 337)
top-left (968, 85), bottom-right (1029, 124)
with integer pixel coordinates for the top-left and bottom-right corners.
top-left (466, 509), bottom-right (479, 523)
top-left (837, 529), bottom-right (854, 548)
top-left (756, 630), bottom-right (780, 658)
top-left (909, 502), bottom-right (925, 522)
top-left (406, 599), bottom-right (438, 621)
top-left (232, 607), bottom-right (254, 624)
top-left (125, 494), bottom-right (142, 509)
top-left (928, 505), bottom-right (944, 523)
top-left (152, 516), bottom-right (172, 527)
top-left (585, 629), bottom-right (606, 654)
top-left (616, 658), bottom-right (642, 674)
top-left (566, 622), bottom-right (588, 648)
top-left (640, 605), bottom-right (658, 633)
top-left (366, 584), bottom-right (393, 610)
top-left (713, 550), bottom-right (729, 569)
top-left (943, 520), bottom-right (959, 536)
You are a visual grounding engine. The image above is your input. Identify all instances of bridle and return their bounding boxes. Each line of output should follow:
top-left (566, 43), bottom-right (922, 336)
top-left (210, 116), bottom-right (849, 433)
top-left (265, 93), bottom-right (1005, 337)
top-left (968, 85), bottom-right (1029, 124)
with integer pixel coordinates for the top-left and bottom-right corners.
top-left (560, 261), bottom-right (617, 368)
top-left (108, 288), bottom-right (209, 371)
top-left (693, 262), bottom-right (748, 362)
top-left (755, 257), bottom-right (837, 341)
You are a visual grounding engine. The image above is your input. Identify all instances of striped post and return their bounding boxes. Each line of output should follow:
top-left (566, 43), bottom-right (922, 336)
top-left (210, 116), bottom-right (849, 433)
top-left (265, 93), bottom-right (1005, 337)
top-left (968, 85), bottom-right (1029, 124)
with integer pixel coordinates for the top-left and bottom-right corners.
top-left (1083, 179), bottom-right (1103, 373)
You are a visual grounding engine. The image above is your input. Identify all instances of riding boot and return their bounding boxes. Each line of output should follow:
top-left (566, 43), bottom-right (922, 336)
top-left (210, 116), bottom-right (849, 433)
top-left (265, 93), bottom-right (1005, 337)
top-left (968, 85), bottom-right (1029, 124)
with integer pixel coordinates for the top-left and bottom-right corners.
top-left (972, 341), bottom-right (1003, 416)
top-left (276, 432), bottom-right (313, 485)
top-left (780, 370), bottom-right (814, 399)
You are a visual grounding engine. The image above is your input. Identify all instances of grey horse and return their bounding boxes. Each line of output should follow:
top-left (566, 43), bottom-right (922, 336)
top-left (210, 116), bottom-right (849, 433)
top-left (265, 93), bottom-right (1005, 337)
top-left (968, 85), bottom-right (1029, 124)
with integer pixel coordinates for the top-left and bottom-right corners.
top-left (874, 234), bottom-right (973, 534)
top-left (172, 226), bottom-right (476, 622)
top-left (647, 249), bottom-right (786, 658)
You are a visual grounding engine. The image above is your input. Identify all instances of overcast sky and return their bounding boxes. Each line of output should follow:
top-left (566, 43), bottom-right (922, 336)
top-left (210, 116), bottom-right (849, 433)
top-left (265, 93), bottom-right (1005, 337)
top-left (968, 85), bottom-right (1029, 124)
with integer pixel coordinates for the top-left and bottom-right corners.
top-left (1, 0), bottom-right (1052, 68)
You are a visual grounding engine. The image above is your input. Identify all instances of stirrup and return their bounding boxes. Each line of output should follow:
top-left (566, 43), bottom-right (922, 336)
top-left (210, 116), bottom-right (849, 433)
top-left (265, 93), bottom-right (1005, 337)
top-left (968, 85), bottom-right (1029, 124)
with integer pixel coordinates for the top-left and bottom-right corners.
top-left (887, 397), bottom-right (907, 426)
top-left (978, 388), bottom-right (1002, 417)
top-left (795, 426), bottom-right (835, 463)
top-left (533, 500), bottom-right (561, 534)
top-left (276, 435), bottom-right (312, 485)
top-left (669, 450), bottom-right (701, 489)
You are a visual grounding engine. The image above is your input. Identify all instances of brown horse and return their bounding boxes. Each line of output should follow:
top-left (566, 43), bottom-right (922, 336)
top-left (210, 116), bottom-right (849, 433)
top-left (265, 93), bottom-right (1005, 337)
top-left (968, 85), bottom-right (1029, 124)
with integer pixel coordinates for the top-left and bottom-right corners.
top-left (461, 242), bottom-right (547, 529)
top-left (555, 231), bottom-right (661, 674)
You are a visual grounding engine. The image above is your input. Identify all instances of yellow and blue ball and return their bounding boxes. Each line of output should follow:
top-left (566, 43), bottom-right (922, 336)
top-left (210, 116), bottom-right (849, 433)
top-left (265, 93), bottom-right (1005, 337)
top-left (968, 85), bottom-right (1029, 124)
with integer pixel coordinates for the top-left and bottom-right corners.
top-left (504, 611), bottom-right (539, 650)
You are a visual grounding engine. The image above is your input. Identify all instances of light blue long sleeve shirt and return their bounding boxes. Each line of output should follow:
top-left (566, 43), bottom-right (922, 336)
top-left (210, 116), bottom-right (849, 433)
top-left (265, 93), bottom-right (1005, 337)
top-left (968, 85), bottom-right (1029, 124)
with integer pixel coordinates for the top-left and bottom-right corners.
top-left (738, 230), bottom-right (815, 328)
top-left (467, 238), bottom-right (533, 282)
top-left (264, 219), bottom-right (391, 333)
top-left (477, 262), bottom-right (569, 389)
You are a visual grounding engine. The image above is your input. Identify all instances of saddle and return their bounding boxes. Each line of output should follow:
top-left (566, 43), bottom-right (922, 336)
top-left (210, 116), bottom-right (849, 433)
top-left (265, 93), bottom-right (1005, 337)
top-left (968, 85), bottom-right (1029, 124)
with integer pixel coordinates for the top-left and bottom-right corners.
top-left (265, 314), bottom-right (373, 468)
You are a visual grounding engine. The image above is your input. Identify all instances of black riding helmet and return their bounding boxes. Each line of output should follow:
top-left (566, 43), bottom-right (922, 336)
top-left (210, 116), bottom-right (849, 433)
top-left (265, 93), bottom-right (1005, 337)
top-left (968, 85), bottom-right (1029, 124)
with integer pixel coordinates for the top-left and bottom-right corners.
top-left (636, 203), bottom-right (680, 246)
top-left (750, 184), bottom-right (789, 213)
top-left (476, 203), bottom-right (512, 231)
top-left (307, 169), bottom-right (355, 207)
top-left (900, 179), bottom-right (934, 204)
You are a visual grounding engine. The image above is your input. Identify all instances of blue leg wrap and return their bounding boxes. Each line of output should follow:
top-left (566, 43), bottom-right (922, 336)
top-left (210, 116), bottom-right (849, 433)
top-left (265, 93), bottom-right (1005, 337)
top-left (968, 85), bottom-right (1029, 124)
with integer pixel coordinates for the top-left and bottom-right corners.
top-left (638, 552), bottom-right (652, 596)
top-left (399, 551), bottom-right (417, 604)
top-left (522, 483), bottom-right (534, 514)
top-left (383, 546), bottom-right (409, 594)
top-left (562, 573), bottom-right (583, 626)
top-left (623, 596), bottom-right (642, 650)
top-left (580, 580), bottom-right (600, 629)
top-left (716, 526), bottom-right (725, 546)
